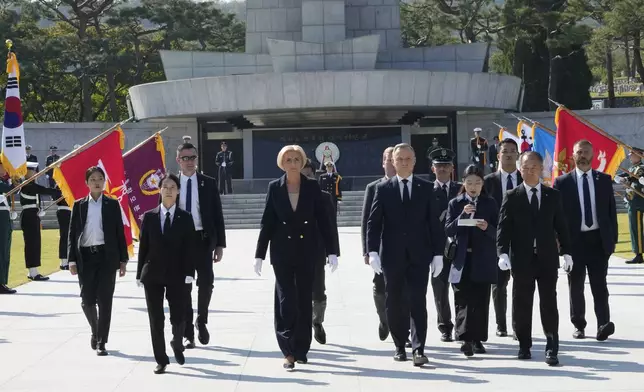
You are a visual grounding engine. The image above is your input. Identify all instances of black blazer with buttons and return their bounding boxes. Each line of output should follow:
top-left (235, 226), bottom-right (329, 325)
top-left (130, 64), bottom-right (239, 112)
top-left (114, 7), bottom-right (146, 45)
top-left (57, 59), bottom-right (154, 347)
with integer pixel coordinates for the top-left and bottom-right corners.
top-left (136, 206), bottom-right (196, 285)
top-left (484, 170), bottom-right (523, 209)
top-left (255, 174), bottom-right (339, 264)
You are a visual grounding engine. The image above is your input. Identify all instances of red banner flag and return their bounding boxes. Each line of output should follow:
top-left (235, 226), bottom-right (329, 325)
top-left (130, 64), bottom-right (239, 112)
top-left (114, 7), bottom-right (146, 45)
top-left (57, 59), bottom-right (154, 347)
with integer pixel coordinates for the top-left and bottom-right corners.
top-left (52, 128), bottom-right (134, 256)
top-left (553, 107), bottom-right (626, 178)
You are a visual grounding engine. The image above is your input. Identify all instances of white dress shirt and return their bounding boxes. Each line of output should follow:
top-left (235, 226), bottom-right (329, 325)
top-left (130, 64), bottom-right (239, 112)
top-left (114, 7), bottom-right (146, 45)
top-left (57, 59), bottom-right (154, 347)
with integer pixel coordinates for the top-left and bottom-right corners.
top-left (81, 195), bottom-right (105, 247)
top-left (500, 169), bottom-right (518, 195)
top-left (179, 173), bottom-right (203, 231)
top-left (435, 179), bottom-right (450, 190)
top-left (575, 168), bottom-right (599, 231)
top-left (396, 174), bottom-right (413, 199)
top-left (160, 204), bottom-right (176, 234)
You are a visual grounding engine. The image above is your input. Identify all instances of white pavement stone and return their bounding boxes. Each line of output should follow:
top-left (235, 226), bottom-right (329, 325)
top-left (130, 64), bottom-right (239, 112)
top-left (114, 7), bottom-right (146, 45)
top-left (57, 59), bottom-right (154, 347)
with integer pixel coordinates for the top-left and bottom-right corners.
top-left (1, 227), bottom-right (644, 391)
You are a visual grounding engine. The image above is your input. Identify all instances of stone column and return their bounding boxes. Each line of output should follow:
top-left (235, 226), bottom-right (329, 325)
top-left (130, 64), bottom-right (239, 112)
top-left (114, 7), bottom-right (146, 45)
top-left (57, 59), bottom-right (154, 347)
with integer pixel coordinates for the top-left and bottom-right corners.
top-left (302, 0), bottom-right (345, 43)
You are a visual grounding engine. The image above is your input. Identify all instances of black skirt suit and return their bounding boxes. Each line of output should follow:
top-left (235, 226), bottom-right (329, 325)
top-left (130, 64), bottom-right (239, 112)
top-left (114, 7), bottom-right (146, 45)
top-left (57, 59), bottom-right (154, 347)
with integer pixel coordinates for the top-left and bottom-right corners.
top-left (255, 174), bottom-right (339, 359)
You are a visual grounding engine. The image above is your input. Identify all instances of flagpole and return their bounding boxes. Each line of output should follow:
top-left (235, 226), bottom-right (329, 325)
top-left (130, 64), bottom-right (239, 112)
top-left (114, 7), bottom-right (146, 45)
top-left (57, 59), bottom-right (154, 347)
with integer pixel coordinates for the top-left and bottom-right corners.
top-left (122, 127), bottom-right (168, 158)
top-left (0, 117), bottom-right (133, 202)
top-left (40, 196), bottom-right (65, 212)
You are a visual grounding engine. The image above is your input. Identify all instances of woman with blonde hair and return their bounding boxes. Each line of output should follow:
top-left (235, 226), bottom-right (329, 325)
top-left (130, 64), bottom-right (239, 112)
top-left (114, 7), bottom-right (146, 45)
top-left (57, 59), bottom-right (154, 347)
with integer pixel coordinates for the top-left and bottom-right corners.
top-left (254, 145), bottom-right (340, 369)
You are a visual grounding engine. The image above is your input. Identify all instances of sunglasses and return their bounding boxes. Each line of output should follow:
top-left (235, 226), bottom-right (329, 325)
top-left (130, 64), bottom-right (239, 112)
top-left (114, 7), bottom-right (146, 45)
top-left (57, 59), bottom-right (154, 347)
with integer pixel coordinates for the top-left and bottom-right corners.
top-left (180, 155), bottom-right (198, 161)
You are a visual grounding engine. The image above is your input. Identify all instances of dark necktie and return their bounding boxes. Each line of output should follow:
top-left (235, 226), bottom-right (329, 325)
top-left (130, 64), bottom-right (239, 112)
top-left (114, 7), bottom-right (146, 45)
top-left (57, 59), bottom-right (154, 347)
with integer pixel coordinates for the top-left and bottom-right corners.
top-left (163, 211), bottom-right (171, 236)
top-left (507, 175), bottom-right (513, 191)
top-left (442, 183), bottom-right (448, 199)
top-left (582, 173), bottom-right (594, 227)
top-left (402, 179), bottom-right (410, 204)
top-left (186, 178), bottom-right (192, 214)
top-left (530, 188), bottom-right (539, 216)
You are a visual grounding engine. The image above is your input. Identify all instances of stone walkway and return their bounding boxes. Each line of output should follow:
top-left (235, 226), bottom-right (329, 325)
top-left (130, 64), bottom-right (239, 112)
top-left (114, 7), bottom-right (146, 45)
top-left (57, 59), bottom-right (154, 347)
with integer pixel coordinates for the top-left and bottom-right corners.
top-left (1, 227), bottom-right (644, 391)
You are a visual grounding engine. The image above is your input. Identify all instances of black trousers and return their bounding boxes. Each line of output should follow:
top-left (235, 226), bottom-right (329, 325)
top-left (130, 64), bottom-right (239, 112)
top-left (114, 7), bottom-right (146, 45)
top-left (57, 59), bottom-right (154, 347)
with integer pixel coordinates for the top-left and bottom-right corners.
top-left (431, 257), bottom-right (454, 335)
top-left (144, 282), bottom-right (185, 366)
top-left (57, 209), bottom-right (71, 259)
top-left (373, 272), bottom-right (385, 294)
top-left (78, 248), bottom-right (117, 345)
top-left (184, 233), bottom-right (214, 340)
top-left (382, 251), bottom-right (429, 353)
top-left (512, 255), bottom-right (559, 354)
top-left (312, 260), bottom-right (326, 302)
top-left (20, 209), bottom-right (42, 268)
top-left (273, 260), bottom-right (315, 358)
top-left (452, 255), bottom-right (491, 342)
top-left (218, 167), bottom-right (232, 195)
top-left (492, 268), bottom-right (511, 332)
top-left (568, 230), bottom-right (610, 330)
top-left (0, 211), bottom-right (12, 285)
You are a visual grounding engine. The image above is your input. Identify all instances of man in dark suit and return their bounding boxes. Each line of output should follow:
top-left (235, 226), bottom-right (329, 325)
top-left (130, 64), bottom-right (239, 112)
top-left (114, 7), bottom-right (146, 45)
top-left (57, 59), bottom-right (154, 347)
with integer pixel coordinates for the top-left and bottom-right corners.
top-left (176, 143), bottom-right (226, 348)
top-left (367, 143), bottom-right (443, 366)
top-left (361, 146), bottom-right (396, 341)
top-left (553, 140), bottom-right (617, 341)
top-left (484, 138), bottom-right (521, 338)
top-left (68, 166), bottom-right (129, 356)
top-left (428, 148), bottom-right (460, 342)
top-left (215, 141), bottom-right (234, 194)
top-left (136, 173), bottom-right (196, 374)
top-left (497, 151), bottom-right (573, 366)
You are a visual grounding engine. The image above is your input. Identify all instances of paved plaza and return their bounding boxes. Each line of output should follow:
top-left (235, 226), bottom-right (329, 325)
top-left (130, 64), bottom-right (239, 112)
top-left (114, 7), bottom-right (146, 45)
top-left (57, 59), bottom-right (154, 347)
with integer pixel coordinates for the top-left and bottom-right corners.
top-left (1, 227), bottom-right (644, 392)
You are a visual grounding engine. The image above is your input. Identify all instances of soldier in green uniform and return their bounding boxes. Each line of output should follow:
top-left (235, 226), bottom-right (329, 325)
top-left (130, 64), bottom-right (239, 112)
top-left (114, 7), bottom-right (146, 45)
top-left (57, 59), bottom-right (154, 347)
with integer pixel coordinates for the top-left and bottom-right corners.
top-left (616, 148), bottom-right (644, 264)
top-left (0, 162), bottom-right (16, 294)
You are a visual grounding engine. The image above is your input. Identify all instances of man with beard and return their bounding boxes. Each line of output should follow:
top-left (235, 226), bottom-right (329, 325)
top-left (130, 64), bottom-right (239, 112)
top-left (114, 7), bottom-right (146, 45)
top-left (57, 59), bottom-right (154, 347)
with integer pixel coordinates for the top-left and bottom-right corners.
top-left (553, 140), bottom-right (617, 341)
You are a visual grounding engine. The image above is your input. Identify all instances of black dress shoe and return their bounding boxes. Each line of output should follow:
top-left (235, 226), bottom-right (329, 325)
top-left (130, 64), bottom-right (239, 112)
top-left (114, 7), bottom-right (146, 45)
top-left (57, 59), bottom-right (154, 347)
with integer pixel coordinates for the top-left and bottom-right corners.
top-left (394, 347), bottom-right (407, 361)
top-left (59, 265), bottom-right (69, 271)
top-left (171, 340), bottom-right (185, 365)
top-left (440, 332), bottom-right (453, 342)
top-left (405, 339), bottom-right (412, 348)
top-left (197, 324), bottom-right (210, 345)
top-left (545, 350), bottom-right (559, 366)
top-left (0, 284), bottom-right (16, 294)
top-left (518, 349), bottom-right (531, 360)
top-left (573, 329), bottom-right (585, 339)
top-left (154, 364), bottom-right (167, 374)
top-left (460, 342), bottom-right (474, 357)
top-left (90, 335), bottom-right (97, 350)
top-left (378, 322), bottom-right (389, 341)
top-left (313, 323), bottom-right (326, 344)
top-left (626, 254), bottom-right (643, 264)
top-left (473, 341), bottom-right (486, 354)
top-left (597, 322), bottom-right (615, 341)
top-left (296, 355), bottom-right (308, 364)
top-left (496, 329), bottom-right (508, 337)
top-left (185, 338), bottom-right (196, 349)
top-left (412, 351), bottom-right (429, 367)
top-left (28, 274), bottom-right (49, 281)
top-left (96, 343), bottom-right (108, 356)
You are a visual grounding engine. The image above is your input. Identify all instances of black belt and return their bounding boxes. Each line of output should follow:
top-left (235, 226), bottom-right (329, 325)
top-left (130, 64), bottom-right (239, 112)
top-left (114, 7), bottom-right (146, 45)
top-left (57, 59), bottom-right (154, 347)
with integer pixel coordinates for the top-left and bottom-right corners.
top-left (81, 245), bottom-right (105, 254)
top-left (196, 230), bottom-right (209, 241)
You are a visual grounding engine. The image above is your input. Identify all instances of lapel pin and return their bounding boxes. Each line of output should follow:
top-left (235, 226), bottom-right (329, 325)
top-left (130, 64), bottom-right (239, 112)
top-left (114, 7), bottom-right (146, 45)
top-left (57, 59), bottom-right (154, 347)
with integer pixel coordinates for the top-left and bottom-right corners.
top-left (201, 181), bottom-right (204, 187)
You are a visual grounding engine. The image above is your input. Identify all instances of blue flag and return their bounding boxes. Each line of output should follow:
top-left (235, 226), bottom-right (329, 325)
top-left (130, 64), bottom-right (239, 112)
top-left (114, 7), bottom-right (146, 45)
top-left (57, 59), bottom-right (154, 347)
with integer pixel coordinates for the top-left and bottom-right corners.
top-left (532, 125), bottom-right (556, 185)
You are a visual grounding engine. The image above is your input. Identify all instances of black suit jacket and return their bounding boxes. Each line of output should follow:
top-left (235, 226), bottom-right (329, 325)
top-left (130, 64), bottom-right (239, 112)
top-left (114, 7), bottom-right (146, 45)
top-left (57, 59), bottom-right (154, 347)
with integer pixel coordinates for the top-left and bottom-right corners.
top-left (497, 184), bottom-right (571, 272)
top-left (136, 206), bottom-right (196, 285)
top-left (552, 170), bottom-right (618, 256)
top-left (484, 171), bottom-right (523, 209)
top-left (361, 177), bottom-right (386, 256)
top-left (367, 176), bottom-right (441, 266)
top-left (255, 174), bottom-right (339, 264)
top-left (177, 172), bottom-right (226, 250)
top-left (431, 180), bottom-right (462, 250)
top-left (68, 195), bottom-right (129, 272)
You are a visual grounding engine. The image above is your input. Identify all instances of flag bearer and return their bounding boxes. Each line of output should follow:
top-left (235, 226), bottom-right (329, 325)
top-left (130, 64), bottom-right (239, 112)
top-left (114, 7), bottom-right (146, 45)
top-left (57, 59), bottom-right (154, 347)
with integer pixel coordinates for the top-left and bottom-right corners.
top-left (0, 162), bottom-right (15, 294)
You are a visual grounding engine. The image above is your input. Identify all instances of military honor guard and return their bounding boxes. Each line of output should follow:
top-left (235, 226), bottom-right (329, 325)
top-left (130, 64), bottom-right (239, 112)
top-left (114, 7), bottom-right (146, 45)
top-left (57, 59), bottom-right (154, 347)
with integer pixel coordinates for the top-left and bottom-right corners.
top-left (428, 148), bottom-right (460, 342)
top-left (20, 161), bottom-right (58, 281)
top-left (25, 145), bottom-right (38, 169)
top-left (616, 148), bottom-right (644, 264)
top-left (68, 166), bottom-right (129, 356)
top-left (470, 128), bottom-right (488, 170)
top-left (318, 161), bottom-right (343, 213)
top-left (425, 137), bottom-right (442, 180)
top-left (53, 186), bottom-right (72, 270)
top-left (45, 145), bottom-right (60, 188)
top-left (215, 141), bottom-right (234, 195)
top-left (553, 140), bottom-right (617, 341)
top-left (0, 163), bottom-right (15, 294)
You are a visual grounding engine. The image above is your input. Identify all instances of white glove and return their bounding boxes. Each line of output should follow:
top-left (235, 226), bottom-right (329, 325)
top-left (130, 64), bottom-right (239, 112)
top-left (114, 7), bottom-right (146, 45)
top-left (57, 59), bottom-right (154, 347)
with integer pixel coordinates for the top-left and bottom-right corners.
top-left (9, 211), bottom-right (17, 220)
top-left (368, 252), bottom-right (382, 275)
top-left (489, 163), bottom-right (494, 168)
top-left (254, 258), bottom-right (263, 276)
top-left (37, 210), bottom-right (46, 218)
top-left (185, 276), bottom-right (194, 284)
top-left (639, 177), bottom-right (644, 186)
top-left (136, 279), bottom-right (143, 288)
top-left (498, 254), bottom-right (511, 271)
top-left (614, 176), bottom-right (624, 184)
top-left (0, 195), bottom-right (6, 205)
top-left (475, 157), bottom-right (480, 162)
top-left (327, 254), bottom-right (338, 273)
top-left (562, 254), bottom-right (573, 273)
top-left (431, 255), bottom-right (444, 278)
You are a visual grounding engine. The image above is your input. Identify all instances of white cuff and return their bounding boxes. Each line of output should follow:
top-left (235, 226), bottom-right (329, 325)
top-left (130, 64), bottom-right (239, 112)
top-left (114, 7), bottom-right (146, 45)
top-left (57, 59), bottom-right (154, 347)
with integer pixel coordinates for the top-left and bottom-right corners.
top-left (68, 262), bottom-right (77, 266)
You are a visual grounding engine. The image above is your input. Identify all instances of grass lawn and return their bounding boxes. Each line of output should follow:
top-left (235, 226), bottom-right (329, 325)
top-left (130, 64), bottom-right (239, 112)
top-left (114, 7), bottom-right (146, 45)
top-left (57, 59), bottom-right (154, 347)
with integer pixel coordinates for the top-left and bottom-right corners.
top-left (615, 213), bottom-right (635, 261)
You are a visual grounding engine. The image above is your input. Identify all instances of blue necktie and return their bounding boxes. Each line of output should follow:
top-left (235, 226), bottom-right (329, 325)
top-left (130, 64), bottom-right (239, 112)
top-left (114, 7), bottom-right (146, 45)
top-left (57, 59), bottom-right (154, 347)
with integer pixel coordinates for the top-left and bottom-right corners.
top-left (186, 178), bottom-right (192, 214)
top-left (582, 173), bottom-right (593, 227)
top-left (507, 175), bottom-right (513, 191)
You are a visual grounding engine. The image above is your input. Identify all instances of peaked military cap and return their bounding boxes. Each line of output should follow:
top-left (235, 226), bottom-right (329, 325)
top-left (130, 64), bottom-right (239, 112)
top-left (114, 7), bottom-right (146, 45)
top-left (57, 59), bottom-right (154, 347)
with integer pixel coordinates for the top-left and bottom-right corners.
top-left (430, 148), bottom-right (455, 164)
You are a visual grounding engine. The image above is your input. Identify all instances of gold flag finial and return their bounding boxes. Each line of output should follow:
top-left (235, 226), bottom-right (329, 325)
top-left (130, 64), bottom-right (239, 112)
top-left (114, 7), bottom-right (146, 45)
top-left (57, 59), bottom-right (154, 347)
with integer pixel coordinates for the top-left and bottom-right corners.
top-left (5, 39), bottom-right (12, 50)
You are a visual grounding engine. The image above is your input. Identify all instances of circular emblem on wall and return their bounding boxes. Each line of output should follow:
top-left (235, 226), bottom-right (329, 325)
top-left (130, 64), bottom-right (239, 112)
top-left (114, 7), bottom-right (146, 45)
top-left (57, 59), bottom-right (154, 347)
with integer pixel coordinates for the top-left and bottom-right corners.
top-left (315, 142), bottom-right (340, 165)
top-left (139, 169), bottom-right (165, 196)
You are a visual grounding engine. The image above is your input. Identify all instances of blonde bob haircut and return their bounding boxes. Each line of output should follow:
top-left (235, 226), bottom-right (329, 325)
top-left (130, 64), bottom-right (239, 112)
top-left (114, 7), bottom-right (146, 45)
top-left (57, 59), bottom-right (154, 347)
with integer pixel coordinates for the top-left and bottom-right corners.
top-left (277, 144), bottom-right (308, 171)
